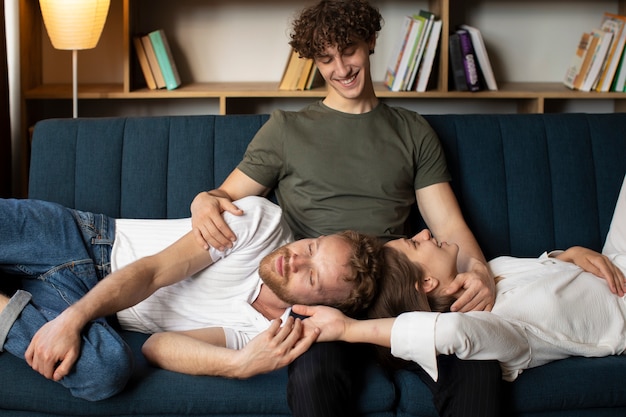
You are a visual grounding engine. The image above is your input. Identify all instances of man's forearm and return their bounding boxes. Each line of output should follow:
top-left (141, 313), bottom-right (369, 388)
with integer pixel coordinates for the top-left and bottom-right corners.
top-left (62, 258), bottom-right (160, 329)
top-left (142, 331), bottom-right (240, 377)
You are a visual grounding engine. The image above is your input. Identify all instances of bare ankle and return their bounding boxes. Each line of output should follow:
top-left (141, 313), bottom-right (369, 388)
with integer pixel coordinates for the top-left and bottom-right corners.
top-left (0, 293), bottom-right (9, 313)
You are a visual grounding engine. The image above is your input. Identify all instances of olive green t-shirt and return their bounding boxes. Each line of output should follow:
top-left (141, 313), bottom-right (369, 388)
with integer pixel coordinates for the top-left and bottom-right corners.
top-left (237, 101), bottom-right (450, 240)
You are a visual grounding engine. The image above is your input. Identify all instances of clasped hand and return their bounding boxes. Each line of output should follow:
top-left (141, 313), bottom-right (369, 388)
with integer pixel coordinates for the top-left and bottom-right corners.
top-left (25, 313), bottom-right (82, 382)
top-left (231, 316), bottom-right (319, 378)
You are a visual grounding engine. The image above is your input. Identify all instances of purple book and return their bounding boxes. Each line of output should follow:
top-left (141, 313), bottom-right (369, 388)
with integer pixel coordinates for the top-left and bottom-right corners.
top-left (457, 29), bottom-right (482, 91)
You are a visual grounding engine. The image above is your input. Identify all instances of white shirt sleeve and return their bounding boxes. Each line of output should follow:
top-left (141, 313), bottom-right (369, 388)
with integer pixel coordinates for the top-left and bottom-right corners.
top-left (391, 311), bottom-right (532, 382)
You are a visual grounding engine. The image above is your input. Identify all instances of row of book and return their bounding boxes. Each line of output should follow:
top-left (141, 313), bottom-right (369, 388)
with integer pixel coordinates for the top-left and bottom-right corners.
top-left (278, 49), bottom-right (325, 91)
top-left (449, 25), bottom-right (498, 92)
top-left (133, 29), bottom-right (182, 90)
top-left (384, 10), bottom-right (443, 92)
top-left (564, 12), bottom-right (626, 92)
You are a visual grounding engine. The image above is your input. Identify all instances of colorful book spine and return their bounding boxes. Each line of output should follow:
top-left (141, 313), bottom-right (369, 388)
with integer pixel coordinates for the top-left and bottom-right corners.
top-left (148, 29), bottom-right (182, 90)
top-left (384, 16), bottom-right (414, 89)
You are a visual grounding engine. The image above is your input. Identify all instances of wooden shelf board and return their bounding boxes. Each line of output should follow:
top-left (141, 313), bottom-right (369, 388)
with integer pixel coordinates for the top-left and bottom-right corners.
top-left (23, 81), bottom-right (626, 101)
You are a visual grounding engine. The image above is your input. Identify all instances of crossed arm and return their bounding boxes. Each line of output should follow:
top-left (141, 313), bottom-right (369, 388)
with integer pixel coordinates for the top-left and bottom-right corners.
top-left (25, 231), bottom-right (215, 381)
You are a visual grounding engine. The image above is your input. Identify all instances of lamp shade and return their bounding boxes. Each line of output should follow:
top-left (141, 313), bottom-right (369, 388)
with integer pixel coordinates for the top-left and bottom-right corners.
top-left (39, 0), bottom-right (110, 50)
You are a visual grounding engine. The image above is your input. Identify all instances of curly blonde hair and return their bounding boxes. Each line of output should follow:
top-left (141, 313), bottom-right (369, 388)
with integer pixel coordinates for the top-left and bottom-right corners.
top-left (289, 0), bottom-right (383, 59)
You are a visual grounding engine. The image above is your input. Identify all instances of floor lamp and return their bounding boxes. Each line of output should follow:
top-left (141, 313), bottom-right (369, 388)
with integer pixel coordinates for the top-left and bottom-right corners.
top-left (39, 0), bottom-right (110, 118)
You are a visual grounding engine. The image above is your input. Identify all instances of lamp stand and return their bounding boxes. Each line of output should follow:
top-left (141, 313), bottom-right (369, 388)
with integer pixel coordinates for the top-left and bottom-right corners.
top-left (72, 49), bottom-right (77, 118)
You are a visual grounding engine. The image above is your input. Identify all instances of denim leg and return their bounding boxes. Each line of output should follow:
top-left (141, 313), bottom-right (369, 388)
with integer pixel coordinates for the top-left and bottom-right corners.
top-left (0, 198), bottom-right (114, 280)
top-left (0, 199), bottom-right (128, 401)
top-left (3, 300), bottom-right (134, 401)
top-left (1, 263), bottom-right (133, 401)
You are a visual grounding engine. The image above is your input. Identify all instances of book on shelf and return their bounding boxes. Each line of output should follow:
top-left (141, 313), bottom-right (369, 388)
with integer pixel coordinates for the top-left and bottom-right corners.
top-left (564, 32), bottom-right (597, 90)
top-left (414, 18), bottom-right (442, 92)
top-left (460, 24), bottom-right (498, 91)
top-left (595, 12), bottom-right (626, 92)
top-left (296, 57), bottom-right (315, 90)
top-left (580, 29), bottom-right (613, 92)
top-left (449, 32), bottom-right (469, 91)
top-left (140, 34), bottom-right (166, 89)
top-left (148, 29), bottom-right (182, 90)
top-left (611, 45), bottom-right (626, 91)
top-left (390, 15), bottom-right (426, 91)
top-left (133, 36), bottom-right (157, 90)
top-left (279, 48), bottom-right (315, 91)
top-left (404, 10), bottom-right (435, 91)
top-left (384, 10), bottom-right (442, 92)
top-left (384, 15), bottom-right (415, 90)
top-left (304, 65), bottom-right (325, 90)
top-left (456, 29), bottom-right (482, 91)
top-left (279, 49), bottom-right (301, 90)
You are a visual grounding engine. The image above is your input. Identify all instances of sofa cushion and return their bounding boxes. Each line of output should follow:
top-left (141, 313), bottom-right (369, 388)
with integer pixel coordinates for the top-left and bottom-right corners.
top-left (0, 331), bottom-right (397, 417)
top-left (394, 356), bottom-right (626, 417)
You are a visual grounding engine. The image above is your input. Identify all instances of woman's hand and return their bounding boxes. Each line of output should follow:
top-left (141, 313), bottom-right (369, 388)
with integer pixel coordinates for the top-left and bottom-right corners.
top-left (556, 246), bottom-right (626, 296)
top-left (292, 305), bottom-right (353, 342)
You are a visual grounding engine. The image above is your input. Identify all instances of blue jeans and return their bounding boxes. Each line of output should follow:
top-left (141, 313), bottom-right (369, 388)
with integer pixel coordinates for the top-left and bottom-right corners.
top-left (0, 199), bottom-right (134, 401)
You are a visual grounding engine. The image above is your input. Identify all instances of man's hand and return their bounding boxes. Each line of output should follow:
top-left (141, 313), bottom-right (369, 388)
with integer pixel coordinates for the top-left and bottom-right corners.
top-left (24, 313), bottom-right (82, 381)
top-left (190, 191), bottom-right (243, 251)
top-left (231, 317), bottom-right (318, 378)
top-left (445, 258), bottom-right (496, 312)
top-left (556, 246), bottom-right (626, 296)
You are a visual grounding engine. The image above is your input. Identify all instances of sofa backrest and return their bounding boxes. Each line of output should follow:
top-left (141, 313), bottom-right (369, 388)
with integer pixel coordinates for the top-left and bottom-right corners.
top-left (29, 114), bottom-right (269, 219)
top-left (29, 113), bottom-right (626, 260)
top-left (425, 114), bottom-right (626, 259)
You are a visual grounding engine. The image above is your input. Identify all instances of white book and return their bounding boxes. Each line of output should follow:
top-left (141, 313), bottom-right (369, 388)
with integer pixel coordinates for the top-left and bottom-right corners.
top-left (460, 24), bottom-right (498, 91)
top-left (384, 16), bottom-right (415, 90)
top-left (596, 14), bottom-right (626, 92)
top-left (415, 19), bottom-right (443, 92)
top-left (581, 29), bottom-right (614, 92)
top-left (390, 16), bottom-right (424, 91)
top-left (405, 12), bottom-right (434, 90)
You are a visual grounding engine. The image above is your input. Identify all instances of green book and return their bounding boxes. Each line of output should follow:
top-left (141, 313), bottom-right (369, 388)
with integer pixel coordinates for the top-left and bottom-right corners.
top-left (148, 29), bottom-right (182, 90)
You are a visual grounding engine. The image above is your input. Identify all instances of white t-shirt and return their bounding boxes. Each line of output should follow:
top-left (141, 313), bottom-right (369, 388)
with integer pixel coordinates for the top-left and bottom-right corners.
top-left (391, 176), bottom-right (626, 382)
top-left (112, 196), bottom-right (293, 349)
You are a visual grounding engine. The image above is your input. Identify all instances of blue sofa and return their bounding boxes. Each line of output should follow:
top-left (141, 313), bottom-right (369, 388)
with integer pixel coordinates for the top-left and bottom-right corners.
top-left (1, 112), bottom-right (626, 417)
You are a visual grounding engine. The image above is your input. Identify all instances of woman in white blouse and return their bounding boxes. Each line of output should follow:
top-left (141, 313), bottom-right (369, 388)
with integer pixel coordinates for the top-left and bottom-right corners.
top-left (294, 176), bottom-right (626, 382)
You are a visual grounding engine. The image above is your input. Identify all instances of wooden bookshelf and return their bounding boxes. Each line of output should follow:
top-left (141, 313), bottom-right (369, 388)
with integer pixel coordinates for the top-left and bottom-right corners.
top-left (17, 0), bottom-right (626, 195)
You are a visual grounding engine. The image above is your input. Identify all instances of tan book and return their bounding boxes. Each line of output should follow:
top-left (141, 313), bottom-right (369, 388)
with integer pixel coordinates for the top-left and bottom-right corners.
top-left (279, 49), bottom-right (307, 90)
top-left (141, 34), bottom-right (166, 89)
top-left (296, 58), bottom-right (315, 90)
top-left (133, 36), bottom-right (157, 90)
top-left (595, 13), bottom-right (626, 92)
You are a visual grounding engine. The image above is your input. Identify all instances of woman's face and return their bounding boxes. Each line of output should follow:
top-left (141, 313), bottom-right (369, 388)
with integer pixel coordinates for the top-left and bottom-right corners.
top-left (385, 229), bottom-right (459, 286)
